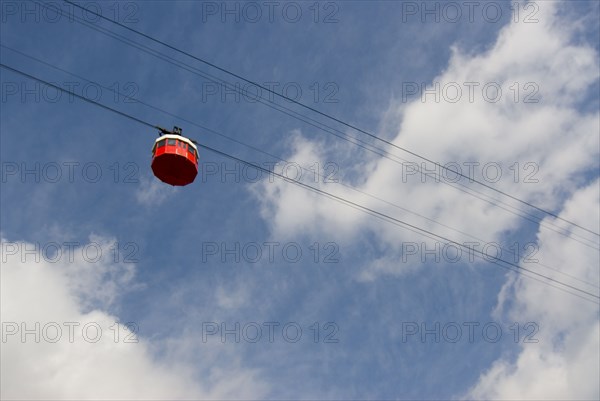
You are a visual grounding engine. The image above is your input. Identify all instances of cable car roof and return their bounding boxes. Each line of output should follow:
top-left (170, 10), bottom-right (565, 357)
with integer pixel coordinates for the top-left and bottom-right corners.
top-left (155, 134), bottom-right (198, 151)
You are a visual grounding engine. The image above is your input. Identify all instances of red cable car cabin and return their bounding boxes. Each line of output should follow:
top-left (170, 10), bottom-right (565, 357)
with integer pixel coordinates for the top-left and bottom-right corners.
top-left (151, 131), bottom-right (198, 186)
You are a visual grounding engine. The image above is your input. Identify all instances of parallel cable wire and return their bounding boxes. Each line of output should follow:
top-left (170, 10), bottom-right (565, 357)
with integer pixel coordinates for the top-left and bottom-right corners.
top-left (22, 6), bottom-right (600, 252)
top-left (2, 62), bottom-right (598, 304)
top-left (7, 44), bottom-right (597, 289)
top-left (5, 43), bottom-right (597, 290)
top-left (57, 0), bottom-right (600, 238)
top-left (35, 1), bottom-right (600, 250)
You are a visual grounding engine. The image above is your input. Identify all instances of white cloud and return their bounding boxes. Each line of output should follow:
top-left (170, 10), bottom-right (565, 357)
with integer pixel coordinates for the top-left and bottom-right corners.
top-left (249, 132), bottom-right (367, 242)
top-left (466, 179), bottom-right (599, 400)
top-left (135, 175), bottom-right (177, 207)
top-left (215, 284), bottom-right (248, 310)
top-left (252, 0), bottom-right (599, 277)
top-left (0, 236), bottom-right (269, 400)
top-left (250, 1), bottom-right (599, 398)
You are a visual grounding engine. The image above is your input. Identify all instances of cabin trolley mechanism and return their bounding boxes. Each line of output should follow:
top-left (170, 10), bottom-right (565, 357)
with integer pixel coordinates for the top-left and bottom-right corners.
top-left (151, 126), bottom-right (199, 186)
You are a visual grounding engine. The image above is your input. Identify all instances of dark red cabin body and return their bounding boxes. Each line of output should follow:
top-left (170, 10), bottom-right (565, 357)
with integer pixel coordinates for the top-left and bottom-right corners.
top-left (151, 134), bottom-right (198, 186)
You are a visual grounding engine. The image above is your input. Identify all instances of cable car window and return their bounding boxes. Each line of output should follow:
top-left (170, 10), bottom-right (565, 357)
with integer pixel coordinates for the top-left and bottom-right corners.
top-left (167, 139), bottom-right (176, 146)
top-left (157, 140), bottom-right (166, 148)
top-left (188, 147), bottom-right (195, 156)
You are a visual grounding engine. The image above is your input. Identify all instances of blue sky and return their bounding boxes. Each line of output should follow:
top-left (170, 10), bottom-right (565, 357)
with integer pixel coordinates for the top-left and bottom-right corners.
top-left (1, 1), bottom-right (599, 399)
